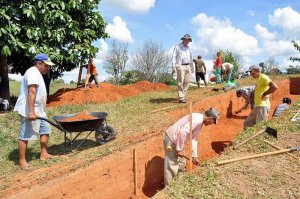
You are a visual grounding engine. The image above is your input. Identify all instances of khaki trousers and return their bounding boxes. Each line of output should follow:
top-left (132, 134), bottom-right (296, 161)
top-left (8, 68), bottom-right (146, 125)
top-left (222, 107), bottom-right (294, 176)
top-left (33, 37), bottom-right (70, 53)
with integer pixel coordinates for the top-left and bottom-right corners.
top-left (244, 106), bottom-right (270, 129)
top-left (176, 65), bottom-right (190, 101)
top-left (163, 133), bottom-right (186, 186)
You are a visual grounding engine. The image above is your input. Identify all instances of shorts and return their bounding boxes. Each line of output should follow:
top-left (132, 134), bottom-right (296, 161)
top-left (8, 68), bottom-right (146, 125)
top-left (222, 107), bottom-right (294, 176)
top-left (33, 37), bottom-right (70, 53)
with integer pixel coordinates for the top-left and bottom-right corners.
top-left (195, 72), bottom-right (205, 82)
top-left (19, 116), bottom-right (51, 141)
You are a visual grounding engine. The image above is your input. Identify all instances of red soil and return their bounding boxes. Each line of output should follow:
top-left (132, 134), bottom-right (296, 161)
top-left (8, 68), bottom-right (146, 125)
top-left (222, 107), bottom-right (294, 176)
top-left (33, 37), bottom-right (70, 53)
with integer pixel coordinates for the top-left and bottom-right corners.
top-left (3, 78), bottom-right (300, 199)
top-left (47, 81), bottom-right (171, 107)
top-left (59, 112), bottom-right (97, 122)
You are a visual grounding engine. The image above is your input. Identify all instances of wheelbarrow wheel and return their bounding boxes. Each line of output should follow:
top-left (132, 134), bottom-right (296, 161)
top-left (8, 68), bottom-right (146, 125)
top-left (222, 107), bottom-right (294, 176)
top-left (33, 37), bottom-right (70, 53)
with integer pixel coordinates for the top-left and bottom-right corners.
top-left (95, 124), bottom-right (117, 144)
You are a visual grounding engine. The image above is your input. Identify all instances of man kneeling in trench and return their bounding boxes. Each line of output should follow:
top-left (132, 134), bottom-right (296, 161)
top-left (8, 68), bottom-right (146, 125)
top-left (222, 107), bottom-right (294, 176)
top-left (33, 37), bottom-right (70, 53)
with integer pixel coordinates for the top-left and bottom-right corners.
top-left (163, 108), bottom-right (220, 186)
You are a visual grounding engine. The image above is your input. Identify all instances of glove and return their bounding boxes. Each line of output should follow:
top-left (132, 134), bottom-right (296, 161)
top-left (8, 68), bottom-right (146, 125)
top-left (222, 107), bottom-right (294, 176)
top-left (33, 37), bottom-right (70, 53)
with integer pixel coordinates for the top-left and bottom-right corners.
top-left (192, 157), bottom-right (200, 165)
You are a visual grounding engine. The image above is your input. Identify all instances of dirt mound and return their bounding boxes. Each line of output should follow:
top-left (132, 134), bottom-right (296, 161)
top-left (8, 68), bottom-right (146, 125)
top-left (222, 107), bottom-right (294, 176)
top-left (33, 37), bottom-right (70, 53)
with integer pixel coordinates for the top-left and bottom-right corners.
top-left (47, 81), bottom-right (171, 107)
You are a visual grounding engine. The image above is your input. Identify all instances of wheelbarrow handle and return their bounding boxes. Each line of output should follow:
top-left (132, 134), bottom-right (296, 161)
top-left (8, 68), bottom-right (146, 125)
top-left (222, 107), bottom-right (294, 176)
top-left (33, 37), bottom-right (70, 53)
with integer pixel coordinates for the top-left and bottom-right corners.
top-left (37, 117), bottom-right (65, 132)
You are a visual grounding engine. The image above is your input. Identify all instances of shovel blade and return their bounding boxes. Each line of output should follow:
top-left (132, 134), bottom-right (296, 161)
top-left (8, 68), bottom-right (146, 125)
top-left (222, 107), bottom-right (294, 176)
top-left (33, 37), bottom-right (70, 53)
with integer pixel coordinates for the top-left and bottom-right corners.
top-left (265, 127), bottom-right (277, 138)
top-left (291, 146), bottom-right (300, 152)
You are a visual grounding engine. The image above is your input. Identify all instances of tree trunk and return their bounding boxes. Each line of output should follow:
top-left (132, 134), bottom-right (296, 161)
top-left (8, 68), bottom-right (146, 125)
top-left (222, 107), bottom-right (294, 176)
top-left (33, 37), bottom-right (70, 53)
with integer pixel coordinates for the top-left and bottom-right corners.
top-left (0, 55), bottom-right (10, 102)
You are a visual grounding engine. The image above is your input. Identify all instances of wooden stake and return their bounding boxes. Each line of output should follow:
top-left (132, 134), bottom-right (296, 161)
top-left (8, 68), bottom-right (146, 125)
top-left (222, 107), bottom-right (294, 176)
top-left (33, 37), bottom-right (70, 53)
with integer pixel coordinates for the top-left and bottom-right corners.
top-left (264, 140), bottom-right (300, 161)
top-left (188, 101), bottom-right (193, 172)
top-left (133, 148), bottom-right (137, 195)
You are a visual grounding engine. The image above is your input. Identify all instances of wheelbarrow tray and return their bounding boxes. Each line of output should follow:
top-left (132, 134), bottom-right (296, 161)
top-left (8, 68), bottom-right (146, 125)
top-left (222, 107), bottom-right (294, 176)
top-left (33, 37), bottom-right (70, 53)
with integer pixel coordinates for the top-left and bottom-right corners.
top-left (53, 112), bottom-right (108, 132)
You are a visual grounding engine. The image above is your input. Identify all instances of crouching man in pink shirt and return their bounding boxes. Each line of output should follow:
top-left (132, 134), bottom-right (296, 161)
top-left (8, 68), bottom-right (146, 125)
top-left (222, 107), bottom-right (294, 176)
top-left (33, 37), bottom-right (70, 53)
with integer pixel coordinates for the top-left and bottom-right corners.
top-left (163, 108), bottom-right (220, 186)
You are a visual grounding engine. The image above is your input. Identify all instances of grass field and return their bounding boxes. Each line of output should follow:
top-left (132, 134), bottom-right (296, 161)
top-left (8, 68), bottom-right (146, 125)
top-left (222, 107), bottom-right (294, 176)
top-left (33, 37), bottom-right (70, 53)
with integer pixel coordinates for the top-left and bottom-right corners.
top-left (1, 74), bottom-right (299, 186)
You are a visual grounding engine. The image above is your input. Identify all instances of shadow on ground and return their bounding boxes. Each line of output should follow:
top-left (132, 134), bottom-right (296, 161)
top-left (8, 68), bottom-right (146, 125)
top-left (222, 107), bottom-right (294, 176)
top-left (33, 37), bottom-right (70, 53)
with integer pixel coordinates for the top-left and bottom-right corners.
top-left (8, 139), bottom-right (100, 165)
top-left (149, 98), bottom-right (177, 104)
top-left (211, 141), bottom-right (232, 154)
top-left (142, 156), bottom-right (164, 198)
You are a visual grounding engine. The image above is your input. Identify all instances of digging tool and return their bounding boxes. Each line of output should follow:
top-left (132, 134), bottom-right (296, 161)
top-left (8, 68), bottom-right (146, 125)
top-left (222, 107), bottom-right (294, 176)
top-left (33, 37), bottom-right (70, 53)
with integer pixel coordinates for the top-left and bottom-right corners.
top-left (188, 101), bottom-right (193, 171)
top-left (291, 110), bottom-right (300, 122)
top-left (233, 127), bottom-right (277, 150)
top-left (217, 146), bottom-right (300, 165)
top-left (133, 148), bottom-right (137, 195)
top-left (263, 140), bottom-right (300, 161)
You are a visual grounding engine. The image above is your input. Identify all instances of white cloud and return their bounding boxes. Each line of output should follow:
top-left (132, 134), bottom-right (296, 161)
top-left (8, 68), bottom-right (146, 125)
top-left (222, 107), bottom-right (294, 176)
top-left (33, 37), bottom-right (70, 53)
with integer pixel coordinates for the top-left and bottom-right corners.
top-left (102, 0), bottom-right (155, 13)
top-left (269, 6), bottom-right (300, 39)
top-left (261, 40), bottom-right (297, 56)
top-left (247, 10), bottom-right (255, 17)
top-left (191, 13), bottom-right (259, 57)
top-left (106, 16), bottom-right (134, 43)
top-left (255, 23), bottom-right (277, 40)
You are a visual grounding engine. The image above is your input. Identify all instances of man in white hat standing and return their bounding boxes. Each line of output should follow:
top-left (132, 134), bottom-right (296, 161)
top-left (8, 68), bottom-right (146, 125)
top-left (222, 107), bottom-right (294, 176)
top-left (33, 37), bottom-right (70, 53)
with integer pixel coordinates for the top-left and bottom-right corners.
top-left (14, 53), bottom-right (55, 170)
top-left (244, 65), bottom-right (278, 129)
top-left (172, 34), bottom-right (194, 103)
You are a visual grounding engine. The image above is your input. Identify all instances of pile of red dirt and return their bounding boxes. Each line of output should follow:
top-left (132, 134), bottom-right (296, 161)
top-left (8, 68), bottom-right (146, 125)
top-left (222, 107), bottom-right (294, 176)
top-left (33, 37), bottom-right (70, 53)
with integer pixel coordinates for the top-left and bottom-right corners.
top-left (47, 81), bottom-right (171, 107)
top-left (59, 112), bottom-right (97, 122)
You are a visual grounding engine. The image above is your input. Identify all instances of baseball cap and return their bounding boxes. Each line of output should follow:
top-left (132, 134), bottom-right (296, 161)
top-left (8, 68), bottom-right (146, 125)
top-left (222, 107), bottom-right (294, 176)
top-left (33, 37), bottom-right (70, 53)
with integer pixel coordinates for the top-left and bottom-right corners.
top-left (205, 108), bottom-right (220, 124)
top-left (35, 53), bottom-right (55, 66)
top-left (247, 65), bottom-right (261, 72)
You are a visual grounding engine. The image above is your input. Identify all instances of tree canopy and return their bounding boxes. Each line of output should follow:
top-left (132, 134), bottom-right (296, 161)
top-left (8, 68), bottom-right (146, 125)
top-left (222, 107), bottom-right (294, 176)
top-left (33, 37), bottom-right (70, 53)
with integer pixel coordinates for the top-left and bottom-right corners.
top-left (0, 0), bottom-right (108, 100)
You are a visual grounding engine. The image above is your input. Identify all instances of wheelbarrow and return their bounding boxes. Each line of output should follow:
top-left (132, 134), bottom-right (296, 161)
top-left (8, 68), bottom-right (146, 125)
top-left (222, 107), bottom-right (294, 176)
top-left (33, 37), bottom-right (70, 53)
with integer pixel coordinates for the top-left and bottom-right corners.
top-left (37, 112), bottom-right (117, 151)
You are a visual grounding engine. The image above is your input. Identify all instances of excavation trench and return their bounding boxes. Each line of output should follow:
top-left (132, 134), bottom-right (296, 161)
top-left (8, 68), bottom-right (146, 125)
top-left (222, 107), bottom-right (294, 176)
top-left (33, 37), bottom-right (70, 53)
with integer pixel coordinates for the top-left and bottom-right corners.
top-left (7, 78), bottom-right (300, 199)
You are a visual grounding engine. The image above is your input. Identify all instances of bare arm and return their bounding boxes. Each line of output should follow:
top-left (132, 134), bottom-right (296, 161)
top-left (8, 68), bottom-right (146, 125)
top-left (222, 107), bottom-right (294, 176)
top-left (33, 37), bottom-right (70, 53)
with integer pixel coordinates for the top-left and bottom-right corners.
top-left (262, 81), bottom-right (278, 99)
top-left (28, 85), bottom-right (37, 120)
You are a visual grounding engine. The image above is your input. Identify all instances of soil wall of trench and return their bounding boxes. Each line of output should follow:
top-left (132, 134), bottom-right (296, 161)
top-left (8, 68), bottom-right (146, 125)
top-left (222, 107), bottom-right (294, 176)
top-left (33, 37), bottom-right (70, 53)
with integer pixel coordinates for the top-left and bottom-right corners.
top-left (7, 78), bottom-right (300, 199)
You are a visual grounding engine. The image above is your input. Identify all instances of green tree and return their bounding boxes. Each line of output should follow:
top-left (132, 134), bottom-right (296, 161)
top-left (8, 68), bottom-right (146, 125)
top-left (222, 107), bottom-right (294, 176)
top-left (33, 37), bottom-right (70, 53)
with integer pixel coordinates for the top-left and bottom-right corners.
top-left (118, 70), bottom-right (143, 85)
top-left (213, 50), bottom-right (241, 79)
top-left (287, 65), bottom-right (300, 74)
top-left (290, 40), bottom-right (300, 64)
top-left (0, 0), bottom-right (108, 101)
top-left (157, 73), bottom-right (177, 85)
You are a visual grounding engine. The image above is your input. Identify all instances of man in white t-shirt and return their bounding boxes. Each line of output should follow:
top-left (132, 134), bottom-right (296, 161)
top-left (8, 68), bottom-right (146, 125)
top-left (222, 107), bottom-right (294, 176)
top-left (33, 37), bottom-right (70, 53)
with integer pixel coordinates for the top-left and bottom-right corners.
top-left (14, 53), bottom-right (55, 170)
top-left (221, 62), bottom-right (234, 82)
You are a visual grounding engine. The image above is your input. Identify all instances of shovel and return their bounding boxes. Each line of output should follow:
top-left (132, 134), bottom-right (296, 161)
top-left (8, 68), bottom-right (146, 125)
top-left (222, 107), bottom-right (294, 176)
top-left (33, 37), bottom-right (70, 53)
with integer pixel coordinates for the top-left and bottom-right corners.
top-left (217, 146), bottom-right (300, 165)
top-left (233, 127), bottom-right (277, 150)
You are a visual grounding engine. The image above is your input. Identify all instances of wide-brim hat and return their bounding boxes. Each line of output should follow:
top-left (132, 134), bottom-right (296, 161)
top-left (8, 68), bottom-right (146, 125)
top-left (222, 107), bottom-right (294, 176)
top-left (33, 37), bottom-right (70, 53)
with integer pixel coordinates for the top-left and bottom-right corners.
top-left (181, 34), bottom-right (192, 42)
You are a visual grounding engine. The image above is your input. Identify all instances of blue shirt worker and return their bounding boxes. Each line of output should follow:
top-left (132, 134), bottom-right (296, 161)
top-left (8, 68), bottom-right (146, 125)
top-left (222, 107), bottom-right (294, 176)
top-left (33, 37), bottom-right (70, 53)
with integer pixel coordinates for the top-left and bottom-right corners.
top-left (272, 97), bottom-right (292, 117)
top-left (14, 53), bottom-right (55, 170)
top-left (172, 34), bottom-right (194, 103)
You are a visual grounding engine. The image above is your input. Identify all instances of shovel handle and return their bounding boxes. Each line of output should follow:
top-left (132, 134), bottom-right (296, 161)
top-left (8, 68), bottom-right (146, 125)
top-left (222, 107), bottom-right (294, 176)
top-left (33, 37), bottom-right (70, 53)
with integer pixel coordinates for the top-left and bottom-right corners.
top-left (217, 148), bottom-right (291, 165)
top-left (37, 117), bottom-right (65, 132)
top-left (233, 130), bottom-right (265, 150)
